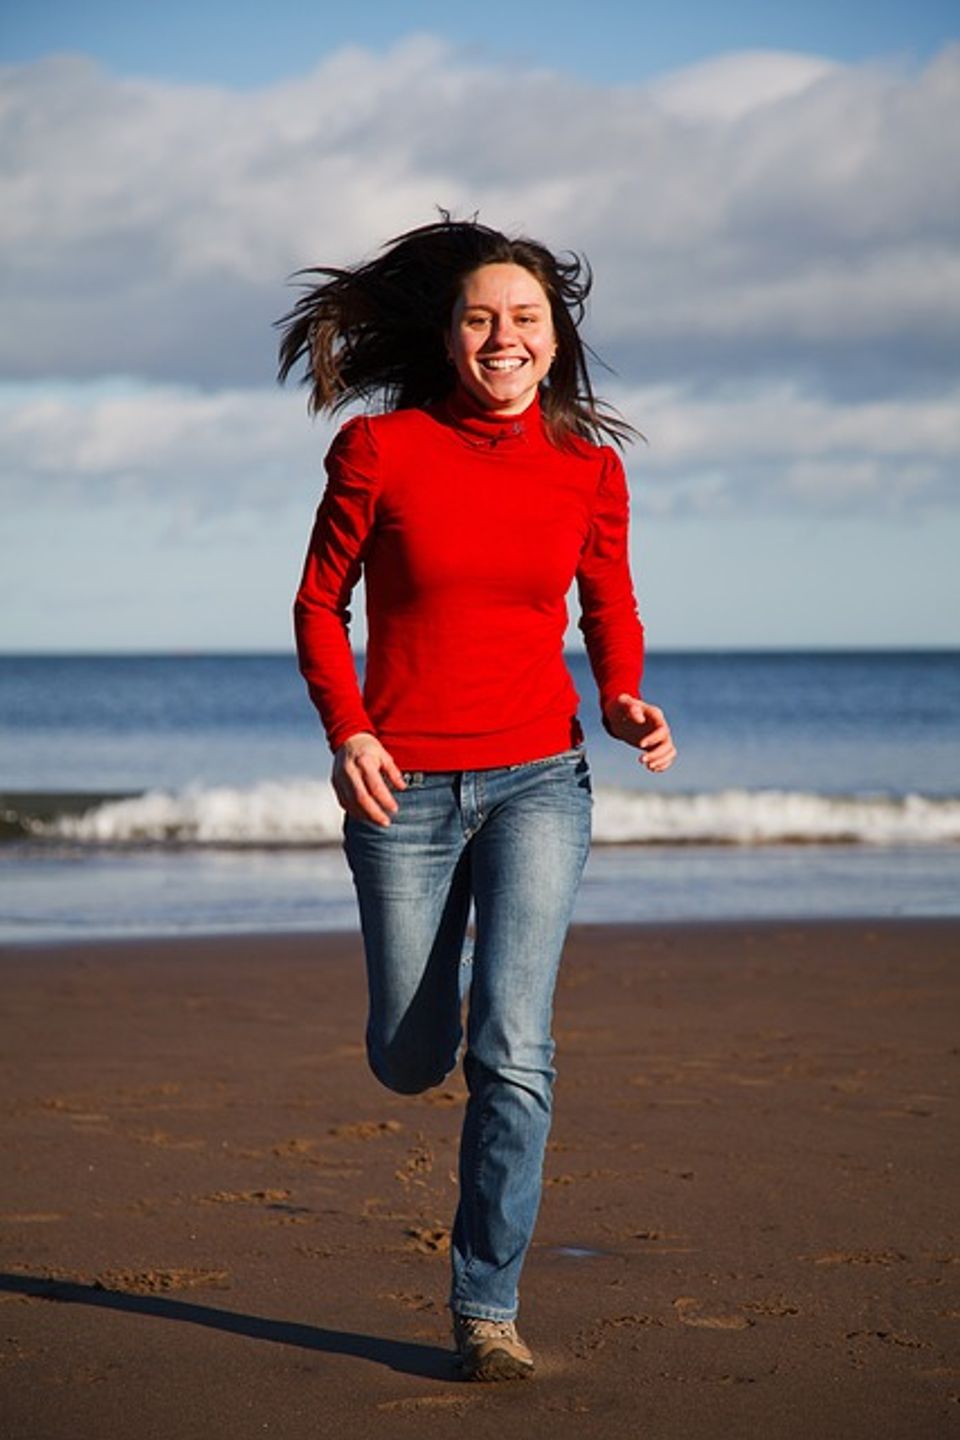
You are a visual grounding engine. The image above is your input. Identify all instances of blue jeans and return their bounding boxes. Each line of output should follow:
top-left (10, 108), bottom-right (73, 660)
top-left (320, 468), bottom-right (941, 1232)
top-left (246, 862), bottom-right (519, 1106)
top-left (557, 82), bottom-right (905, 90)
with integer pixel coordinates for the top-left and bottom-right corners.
top-left (343, 746), bottom-right (593, 1321)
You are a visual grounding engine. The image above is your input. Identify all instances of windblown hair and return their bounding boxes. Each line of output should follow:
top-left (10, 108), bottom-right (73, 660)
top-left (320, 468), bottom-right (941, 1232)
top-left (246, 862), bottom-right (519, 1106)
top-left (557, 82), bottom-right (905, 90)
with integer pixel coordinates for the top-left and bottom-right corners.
top-left (275, 215), bottom-right (636, 448)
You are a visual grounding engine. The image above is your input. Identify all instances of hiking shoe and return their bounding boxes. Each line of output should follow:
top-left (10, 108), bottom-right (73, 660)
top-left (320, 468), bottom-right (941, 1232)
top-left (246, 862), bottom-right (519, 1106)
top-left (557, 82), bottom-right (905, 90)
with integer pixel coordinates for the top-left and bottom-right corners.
top-left (452, 1313), bottom-right (534, 1381)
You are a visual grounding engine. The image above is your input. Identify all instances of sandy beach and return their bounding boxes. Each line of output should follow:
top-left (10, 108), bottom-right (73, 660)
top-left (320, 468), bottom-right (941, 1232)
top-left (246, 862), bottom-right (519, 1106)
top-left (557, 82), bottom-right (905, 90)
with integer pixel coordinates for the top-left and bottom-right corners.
top-left (1, 920), bottom-right (957, 1438)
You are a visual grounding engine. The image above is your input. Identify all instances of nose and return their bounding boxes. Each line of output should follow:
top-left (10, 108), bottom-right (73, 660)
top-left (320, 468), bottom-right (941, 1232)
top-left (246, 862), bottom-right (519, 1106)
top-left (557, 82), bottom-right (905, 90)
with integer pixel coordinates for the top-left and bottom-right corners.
top-left (486, 312), bottom-right (518, 348)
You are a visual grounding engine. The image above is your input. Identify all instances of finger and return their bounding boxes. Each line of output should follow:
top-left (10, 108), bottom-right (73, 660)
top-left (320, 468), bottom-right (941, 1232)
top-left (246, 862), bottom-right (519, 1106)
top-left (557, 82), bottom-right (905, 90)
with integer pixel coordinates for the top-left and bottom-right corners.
top-left (615, 692), bottom-right (646, 718)
top-left (638, 730), bottom-right (672, 756)
top-left (644, 743), bottom-right (676, 766)
top-left (354, 755), bottom-right (401, 817)
top-left (334, 761), bottom-right (394, 826)
top-left (333, 775), bottom-right (389, 826)
top-left (639, 722), bottom-right (670, 749)
top-left (346, 778), bottom-right (394, 826)
top-left (381, 754), bottom-right (408, 791)
top-left (354, 793), bottom-right (393, 825)
top-left (640, 743), bottom-right (677, 772)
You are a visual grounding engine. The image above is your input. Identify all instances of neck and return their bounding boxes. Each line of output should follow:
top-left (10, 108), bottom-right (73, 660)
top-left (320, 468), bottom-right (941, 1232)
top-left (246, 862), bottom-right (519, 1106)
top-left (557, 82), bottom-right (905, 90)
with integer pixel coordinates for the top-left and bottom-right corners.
top-left (435, 386), bottom-right (540, 450)
top-left (447, 385), bottom-right (540, 424)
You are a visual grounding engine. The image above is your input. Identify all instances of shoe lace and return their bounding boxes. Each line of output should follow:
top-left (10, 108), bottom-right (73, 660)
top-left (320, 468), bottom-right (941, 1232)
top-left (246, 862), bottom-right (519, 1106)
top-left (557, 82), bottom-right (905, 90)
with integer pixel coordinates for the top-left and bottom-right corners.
top-left (461, 1317), bottom-right (517, 1340)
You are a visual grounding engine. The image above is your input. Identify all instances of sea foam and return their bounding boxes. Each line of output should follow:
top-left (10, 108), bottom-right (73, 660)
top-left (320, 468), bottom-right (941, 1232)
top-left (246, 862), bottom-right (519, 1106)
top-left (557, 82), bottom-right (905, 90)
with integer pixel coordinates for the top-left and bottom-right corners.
top-left (31, 780), bottom-right (960, 848)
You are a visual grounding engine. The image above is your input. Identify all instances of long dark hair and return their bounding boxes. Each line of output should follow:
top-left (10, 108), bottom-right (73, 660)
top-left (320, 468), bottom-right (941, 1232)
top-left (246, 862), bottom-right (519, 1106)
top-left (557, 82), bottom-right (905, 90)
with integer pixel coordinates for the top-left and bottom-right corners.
top-left (275, 216), bottom-right (636, 448)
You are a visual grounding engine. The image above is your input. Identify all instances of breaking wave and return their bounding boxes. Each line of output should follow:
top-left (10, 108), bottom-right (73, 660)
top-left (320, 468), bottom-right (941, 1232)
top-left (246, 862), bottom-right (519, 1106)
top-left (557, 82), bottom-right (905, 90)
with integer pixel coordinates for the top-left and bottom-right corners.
top-left (8, 780), bottom-right (960, 849)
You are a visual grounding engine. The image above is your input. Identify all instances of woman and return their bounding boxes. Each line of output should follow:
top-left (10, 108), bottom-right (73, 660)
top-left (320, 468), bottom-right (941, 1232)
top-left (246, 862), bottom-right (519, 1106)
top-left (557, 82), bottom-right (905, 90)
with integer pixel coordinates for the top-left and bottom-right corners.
top-left (278, 217), bottom-right (676, 1382)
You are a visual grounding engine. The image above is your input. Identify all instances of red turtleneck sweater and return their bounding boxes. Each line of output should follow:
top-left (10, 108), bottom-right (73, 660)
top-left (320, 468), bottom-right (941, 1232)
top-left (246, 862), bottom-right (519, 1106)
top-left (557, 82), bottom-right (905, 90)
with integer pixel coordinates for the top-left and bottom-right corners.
top-left (294, 390), bottom-right (644, 770)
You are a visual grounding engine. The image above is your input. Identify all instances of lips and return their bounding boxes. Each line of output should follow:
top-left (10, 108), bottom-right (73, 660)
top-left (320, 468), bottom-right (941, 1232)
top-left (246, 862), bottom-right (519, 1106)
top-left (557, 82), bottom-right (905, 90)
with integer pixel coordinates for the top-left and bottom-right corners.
top-left (480, 357), bottom-right (526, 372)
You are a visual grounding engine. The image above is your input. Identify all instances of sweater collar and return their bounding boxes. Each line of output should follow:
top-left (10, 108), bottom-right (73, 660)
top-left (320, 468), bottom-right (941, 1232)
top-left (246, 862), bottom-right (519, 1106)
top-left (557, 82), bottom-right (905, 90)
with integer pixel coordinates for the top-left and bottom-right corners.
top-left (439, 386), bottom-right (543, 448)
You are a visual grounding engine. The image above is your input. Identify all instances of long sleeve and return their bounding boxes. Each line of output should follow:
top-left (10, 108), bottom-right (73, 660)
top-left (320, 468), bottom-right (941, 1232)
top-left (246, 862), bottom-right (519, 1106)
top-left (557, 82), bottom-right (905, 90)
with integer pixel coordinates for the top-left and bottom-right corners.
top-left (293, 418), bottom-right (379, 752)
top-left (576, 447), bottom-right (645, 720)
top-left (294, 395), bottom-right (644, 771)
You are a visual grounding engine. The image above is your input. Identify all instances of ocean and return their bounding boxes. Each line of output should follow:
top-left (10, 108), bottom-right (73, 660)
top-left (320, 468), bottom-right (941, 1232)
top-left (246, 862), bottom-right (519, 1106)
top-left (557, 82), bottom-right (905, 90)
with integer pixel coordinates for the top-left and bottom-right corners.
top-left (1, 651), bottom-right (958, 941)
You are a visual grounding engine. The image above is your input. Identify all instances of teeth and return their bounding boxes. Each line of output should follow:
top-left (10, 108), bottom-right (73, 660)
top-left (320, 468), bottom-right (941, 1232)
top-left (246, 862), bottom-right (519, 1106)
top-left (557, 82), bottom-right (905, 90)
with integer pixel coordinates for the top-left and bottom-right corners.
top-left (483, 358), bottom-right (524, 371)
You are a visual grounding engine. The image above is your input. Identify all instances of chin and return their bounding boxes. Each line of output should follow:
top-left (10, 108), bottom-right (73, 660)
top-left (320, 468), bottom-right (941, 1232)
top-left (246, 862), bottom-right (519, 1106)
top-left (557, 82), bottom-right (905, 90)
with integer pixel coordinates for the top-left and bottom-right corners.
top-left (474, 383), bottom-right (534, 412)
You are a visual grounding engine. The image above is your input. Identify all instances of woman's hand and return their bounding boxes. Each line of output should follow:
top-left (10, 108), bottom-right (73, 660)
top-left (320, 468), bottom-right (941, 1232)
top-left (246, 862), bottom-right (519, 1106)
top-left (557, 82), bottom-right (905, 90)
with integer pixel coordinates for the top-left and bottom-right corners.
top-left (332, 732), bottom-right (407, 826)
top-left (604, 693), bottom-right (677, 773)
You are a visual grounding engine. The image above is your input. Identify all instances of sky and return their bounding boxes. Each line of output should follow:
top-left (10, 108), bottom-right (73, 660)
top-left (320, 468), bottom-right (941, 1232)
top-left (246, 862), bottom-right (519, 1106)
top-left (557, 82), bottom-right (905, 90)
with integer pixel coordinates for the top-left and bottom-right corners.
top-left (2, 1), bottom-right (958, 651)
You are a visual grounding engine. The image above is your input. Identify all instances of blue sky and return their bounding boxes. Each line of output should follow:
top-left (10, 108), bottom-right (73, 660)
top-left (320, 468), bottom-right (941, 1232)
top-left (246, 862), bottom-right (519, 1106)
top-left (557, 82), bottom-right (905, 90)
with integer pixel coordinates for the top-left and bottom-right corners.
top-left (2, 2), bottom-right (958, 650)
top-left (5, 0), bottom-right (956, 86)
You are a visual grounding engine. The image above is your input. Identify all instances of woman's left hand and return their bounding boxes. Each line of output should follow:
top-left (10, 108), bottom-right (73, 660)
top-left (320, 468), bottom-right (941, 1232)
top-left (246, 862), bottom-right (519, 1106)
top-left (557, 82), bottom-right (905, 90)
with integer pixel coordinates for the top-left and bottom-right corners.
top-left (604, 692), bottom-right (677, 773)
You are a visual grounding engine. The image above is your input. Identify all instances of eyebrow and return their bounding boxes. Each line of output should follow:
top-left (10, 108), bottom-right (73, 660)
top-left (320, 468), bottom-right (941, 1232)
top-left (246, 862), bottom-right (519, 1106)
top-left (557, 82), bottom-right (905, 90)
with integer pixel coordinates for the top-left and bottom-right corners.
top-left (461, 301), bottom-right (545, 313)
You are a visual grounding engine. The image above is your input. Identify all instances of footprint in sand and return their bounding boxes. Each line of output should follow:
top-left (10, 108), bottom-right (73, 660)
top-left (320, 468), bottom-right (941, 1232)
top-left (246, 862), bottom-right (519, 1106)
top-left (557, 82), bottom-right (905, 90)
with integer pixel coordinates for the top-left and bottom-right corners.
top-left (271, 1137), bottom-right (318, 1158)
top-left (203, 1187), bottom-right (290, 1202)
top-left (404, 1225), bottom-right (450, 1255)
top-left (602, 1312), bottom-right (664, 1330)
top-left (381, 1289), bottom-right (439, 1313)
top-left (805, 1249), bottom-right (907, 1267)
top-left (572, 1312), bottom-right (665, 1359)
top-left (545, 1168), bottom-right (628, 1188)
top-left (328, 1120), bottom-right (403, 1140)
top-left (417, 1088), bottom-right (468, 1108)
top-left (395, 1140), bottom-right (434, 1186)
top-left (93, 1267), bottom-right (229, 1294)
top-left (673, 1297), bottom-right (755, 1330)
top-left (38, 1096), bottom-right (106, 1117)
top-left (626, 1228), bottom-right (695, 1255)
top-left (199, 1188), bottom-right (303, 1212)
top-left (128, 1128), bottom-right (205, 1151)
top-left (846, 1329), bottom-right (930, 1352)
top-left (376, 1396), bottom-right (472, 1414)
top-left (742, 1299), bottom-right (801, 1318)
top-left (361, 1198), bottom-right (423, 1222)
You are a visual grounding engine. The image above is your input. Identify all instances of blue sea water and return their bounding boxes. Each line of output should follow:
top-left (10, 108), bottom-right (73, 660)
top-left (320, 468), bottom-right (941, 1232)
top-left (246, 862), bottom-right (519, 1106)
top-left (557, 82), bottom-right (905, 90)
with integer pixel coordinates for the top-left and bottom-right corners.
top-left (1, 651), bottom-right (958, 940)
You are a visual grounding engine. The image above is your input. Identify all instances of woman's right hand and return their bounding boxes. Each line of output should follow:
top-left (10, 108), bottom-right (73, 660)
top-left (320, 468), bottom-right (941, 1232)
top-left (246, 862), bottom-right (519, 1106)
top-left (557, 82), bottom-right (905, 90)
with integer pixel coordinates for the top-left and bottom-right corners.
top-left (332, 732), bottom-right (407, 826)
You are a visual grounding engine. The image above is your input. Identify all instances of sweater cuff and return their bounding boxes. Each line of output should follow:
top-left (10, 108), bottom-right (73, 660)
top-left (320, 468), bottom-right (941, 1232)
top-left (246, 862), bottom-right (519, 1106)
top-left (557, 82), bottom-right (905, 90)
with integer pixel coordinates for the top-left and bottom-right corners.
top-left (600, 683), bottom-right (642, 736)
top-left (321, 707), bottom-right (378, 755)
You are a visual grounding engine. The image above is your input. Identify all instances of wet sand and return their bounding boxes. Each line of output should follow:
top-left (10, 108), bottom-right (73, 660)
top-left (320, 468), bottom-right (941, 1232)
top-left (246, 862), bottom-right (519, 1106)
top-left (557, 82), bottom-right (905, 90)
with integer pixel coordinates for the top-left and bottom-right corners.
top-left (1, 921), bottom-right (957, 1439)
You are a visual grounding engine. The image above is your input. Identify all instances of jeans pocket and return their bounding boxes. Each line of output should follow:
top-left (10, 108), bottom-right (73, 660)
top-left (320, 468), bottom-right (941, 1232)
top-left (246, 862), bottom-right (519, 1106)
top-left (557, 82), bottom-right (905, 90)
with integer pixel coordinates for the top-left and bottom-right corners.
top-left (508, 746), bottom-right (585, 772)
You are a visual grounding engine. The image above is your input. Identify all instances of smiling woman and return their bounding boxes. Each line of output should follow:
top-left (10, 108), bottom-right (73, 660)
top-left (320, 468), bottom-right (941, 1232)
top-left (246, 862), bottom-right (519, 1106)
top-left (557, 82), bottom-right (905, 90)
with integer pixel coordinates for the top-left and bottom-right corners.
top-left (276, 214), bottom-right (676, 1381)
top-left (275, 215), bottom-right (636, 449)
top-left (447, 264), bottom-right (557, 415)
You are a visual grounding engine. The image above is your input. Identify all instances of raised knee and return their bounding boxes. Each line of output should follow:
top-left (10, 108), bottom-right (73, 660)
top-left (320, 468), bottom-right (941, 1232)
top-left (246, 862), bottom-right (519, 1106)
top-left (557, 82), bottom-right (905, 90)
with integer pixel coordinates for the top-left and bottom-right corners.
top-left (367, 1045), bottom-right (451, 1096)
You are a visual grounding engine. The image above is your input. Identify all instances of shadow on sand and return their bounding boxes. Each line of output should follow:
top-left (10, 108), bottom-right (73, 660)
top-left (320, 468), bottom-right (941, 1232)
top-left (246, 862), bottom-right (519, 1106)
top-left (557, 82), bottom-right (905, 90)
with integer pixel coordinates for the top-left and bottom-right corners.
top-left (1, 1271), bottom-right (457, 1382)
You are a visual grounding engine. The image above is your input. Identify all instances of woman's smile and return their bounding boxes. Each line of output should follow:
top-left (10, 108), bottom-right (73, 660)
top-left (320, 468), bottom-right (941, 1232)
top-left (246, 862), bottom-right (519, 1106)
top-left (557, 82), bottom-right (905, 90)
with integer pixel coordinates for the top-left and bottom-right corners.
top-left (447, 262), bottom-right (556, 414)
top-left (481, 357), bottom-right (526, 370)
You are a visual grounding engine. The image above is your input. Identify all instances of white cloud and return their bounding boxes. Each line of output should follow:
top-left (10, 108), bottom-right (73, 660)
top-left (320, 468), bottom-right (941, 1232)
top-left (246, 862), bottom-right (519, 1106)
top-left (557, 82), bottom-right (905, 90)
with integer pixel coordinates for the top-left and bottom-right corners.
top-left (0, 41), bottom-right (957, 400)
top-left (646, 50), bottom-right (839, 121)
top-left (623, 382), bottom-right (960, 463)
top-left (0, 381), bottom-right (337, 523)
top-left (2, 376), bottom-right (955, 523)
top-left (0, 26), bottom-right (956, 657)
top-left (615, 379), bottom-right (960, 514)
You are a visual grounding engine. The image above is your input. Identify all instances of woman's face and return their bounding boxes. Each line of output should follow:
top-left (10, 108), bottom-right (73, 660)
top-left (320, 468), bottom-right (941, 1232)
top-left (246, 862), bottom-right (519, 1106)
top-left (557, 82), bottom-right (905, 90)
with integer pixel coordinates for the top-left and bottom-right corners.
top-left (447, 263), bottom-right (557, 415)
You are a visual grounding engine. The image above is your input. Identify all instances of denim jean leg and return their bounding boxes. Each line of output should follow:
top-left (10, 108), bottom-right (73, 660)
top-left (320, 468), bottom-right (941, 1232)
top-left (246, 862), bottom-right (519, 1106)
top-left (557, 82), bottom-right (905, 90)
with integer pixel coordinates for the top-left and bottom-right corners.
top-left (343, 774), bottom-right (472, 1095)
top-left (449, 751), bottom-right (593, 1320)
